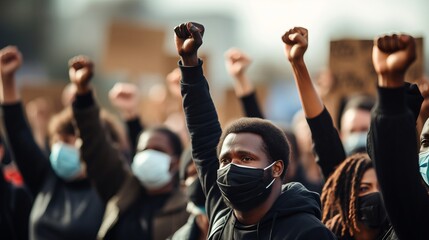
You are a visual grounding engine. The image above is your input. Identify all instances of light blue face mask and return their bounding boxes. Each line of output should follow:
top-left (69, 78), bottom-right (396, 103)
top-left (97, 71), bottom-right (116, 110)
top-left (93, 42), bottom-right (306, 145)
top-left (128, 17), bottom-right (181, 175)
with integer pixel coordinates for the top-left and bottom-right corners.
top-left (418, 151), bottom-right (429, 186)
top-left (343, 132), bottom-right (368, 156)
top-left (49, 142), bottom-right (82, 180)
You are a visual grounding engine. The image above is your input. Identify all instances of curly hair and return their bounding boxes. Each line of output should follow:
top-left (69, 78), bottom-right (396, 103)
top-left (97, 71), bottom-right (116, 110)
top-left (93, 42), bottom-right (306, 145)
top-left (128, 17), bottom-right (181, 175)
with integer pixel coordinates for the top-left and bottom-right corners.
top-left (321, 153), bottom-right (373, 237)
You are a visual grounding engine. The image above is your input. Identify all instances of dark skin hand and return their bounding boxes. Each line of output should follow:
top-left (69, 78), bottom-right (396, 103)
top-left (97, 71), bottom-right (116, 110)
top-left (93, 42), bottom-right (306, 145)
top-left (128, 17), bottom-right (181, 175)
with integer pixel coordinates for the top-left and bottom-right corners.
top-left (372, 34), bottom-right (416, 88)
top-left (68, 55), bottom-right (94, 94)
top-left (174, 22), bottom-right (205, 66)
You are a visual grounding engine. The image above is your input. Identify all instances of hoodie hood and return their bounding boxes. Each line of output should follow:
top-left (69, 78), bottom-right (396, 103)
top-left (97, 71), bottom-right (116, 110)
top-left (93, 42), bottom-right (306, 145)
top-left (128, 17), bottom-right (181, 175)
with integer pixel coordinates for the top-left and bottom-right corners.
top-left (260, 182), bottom-right (322, 223)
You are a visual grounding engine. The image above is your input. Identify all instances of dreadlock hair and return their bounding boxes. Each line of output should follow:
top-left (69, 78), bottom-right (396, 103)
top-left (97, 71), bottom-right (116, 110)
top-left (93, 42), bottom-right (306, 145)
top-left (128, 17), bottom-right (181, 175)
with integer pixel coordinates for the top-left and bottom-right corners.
top-left (321, 153), bottom-right (373, 238)
top-left (217, 117), bottom-right (290, 179)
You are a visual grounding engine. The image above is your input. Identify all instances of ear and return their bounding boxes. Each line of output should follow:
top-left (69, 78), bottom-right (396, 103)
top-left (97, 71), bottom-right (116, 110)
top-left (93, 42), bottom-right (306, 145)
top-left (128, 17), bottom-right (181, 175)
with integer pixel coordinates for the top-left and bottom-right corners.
top-left (273, 160), bottom-right (284, 178)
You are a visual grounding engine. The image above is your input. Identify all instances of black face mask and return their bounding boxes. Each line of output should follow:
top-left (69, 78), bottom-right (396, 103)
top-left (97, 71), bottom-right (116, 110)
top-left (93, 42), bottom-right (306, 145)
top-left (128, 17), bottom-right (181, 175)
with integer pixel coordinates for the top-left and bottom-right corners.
top-left (187, 177), bottom-right (206, 207)
top-left (357, 192), bottom-right (388, 229)
top-left (216, 162), bottom-right (276, 212)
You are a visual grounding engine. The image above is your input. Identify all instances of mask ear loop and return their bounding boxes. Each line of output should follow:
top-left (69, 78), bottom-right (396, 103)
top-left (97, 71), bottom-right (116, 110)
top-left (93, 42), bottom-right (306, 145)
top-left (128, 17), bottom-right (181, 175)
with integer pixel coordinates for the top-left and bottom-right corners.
top-left (264, 161), bottom-right (278, 189)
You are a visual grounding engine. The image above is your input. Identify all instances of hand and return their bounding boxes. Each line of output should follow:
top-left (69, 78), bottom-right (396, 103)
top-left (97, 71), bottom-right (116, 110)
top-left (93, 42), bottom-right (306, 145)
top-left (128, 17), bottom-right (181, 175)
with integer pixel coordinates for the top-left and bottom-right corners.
top-left (0, 46), bottom-right (22, 84)
top-left (174, 22), bottom-right (205, 66)
top-left (68, 55), bottom-right (94, 94)
top-left (372, 34), bottom-right (416, 87)
top-left (224, 48), bottom-right (252, 79)
top-left (224, 48), bottom-right (254, 96)
top-left (282, 27), bottom-right (308, 62)
top-left (109, 82), bottom-right (140, 119)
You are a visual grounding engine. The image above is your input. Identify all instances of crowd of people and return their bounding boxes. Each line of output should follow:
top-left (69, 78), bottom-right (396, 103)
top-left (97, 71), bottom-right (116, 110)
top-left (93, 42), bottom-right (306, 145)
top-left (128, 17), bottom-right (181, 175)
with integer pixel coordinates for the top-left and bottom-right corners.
top-left (0, 21), bottom-right (428, 240)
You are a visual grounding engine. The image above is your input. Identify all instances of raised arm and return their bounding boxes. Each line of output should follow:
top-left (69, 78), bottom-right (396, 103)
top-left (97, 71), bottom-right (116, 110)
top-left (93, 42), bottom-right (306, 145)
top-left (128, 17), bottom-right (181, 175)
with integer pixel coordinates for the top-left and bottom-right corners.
top-left (69, 56), bottom-right (132, 202)
top-left (368, 34), bottom-right (429, 240)
top-left (109, 82), bottom-right (143, 156)
top-left (0, 46), bottom-right (50, 194)
top-left (224, 48), bottom-right (264, 118)
top-left (282, 27), bottom-right (345, 178)
top-left (174, 22), bottom-right (223, 220)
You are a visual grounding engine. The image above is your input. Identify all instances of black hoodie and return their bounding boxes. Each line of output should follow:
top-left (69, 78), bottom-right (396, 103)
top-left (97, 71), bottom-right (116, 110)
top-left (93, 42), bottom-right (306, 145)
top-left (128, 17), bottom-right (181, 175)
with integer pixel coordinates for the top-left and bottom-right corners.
top-left (180, 61), bottom-right (336, 240)
top-left (209, 183), bottom-right (336, 240)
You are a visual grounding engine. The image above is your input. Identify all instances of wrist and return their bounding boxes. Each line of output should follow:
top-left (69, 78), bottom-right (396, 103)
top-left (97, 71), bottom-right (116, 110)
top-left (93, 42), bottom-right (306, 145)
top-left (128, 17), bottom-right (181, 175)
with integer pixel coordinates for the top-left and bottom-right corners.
top-left (289, 57), bottom-right (305, 67)
top-left (76, 84), bottom-right (92, 95)
top-left (377, 73), bottom-right (406, 88)
top-left (181, 54), bottom-right (199, 66)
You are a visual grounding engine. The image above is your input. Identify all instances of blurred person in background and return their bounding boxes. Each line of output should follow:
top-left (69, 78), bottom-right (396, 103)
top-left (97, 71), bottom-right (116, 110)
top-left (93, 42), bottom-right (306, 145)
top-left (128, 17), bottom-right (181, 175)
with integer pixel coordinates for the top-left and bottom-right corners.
top-left (69, 55), bottom-right (189, 240)
top-left (0, 46), bottom-right (132, 240)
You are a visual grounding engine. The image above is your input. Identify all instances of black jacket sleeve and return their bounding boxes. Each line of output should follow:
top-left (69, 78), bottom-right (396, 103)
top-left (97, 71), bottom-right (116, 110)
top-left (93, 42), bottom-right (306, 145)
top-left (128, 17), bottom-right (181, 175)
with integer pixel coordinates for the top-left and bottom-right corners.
top-left (2, 102), bottom-right (50, 195)
top-left (306, 108), bottom-right (346, 179)
top-left (367, 86), bottom-right (429, 240)
top-left (239, 92), bottom-right (264, 118)
top-left (72, 92), bottom-right (130, 202)
top-left (179, 60), bottom-right (224, 221)
top-left (126, 117), bottom-right (143, 156)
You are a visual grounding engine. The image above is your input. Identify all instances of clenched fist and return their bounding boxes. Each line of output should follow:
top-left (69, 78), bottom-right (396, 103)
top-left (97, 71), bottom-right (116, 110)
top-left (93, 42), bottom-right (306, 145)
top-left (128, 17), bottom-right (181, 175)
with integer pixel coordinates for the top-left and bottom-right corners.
top-left (68, 55), bottom-right (94, 94)
top-left (372, 34), bottom-right (416, 88)
top-left (174, 22), bottom-right (205, 66)
top-left (282, 27), bottom-right (308, 62)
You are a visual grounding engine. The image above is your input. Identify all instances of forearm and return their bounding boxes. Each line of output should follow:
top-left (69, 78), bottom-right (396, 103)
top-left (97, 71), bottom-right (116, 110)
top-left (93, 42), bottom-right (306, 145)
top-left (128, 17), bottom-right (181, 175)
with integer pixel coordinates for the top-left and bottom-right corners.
top-left (290, 59), bottom-right (324, 118)
top-left (0, 77), bottom-right (20, 104)
top-left (180, 60), bottom-right (222, 205)
top-left (239, 91), bottom-right (264, 118)
top-left (368, 86), bottom-right (429, 239)
top-left (307, 108), bottom-right (346, 178)
top-left (233, 75), bottom-right (254, 98)
top-left (72, 91), bottom-right (129, 202)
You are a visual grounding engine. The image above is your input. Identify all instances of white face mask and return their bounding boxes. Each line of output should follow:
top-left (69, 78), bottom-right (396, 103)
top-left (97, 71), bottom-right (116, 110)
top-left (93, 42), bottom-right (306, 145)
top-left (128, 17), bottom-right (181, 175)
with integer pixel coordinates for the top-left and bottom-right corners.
top-left (343, 132), bottom-right (368, 156)
top-left (131, 149), bottom-right (172, 190)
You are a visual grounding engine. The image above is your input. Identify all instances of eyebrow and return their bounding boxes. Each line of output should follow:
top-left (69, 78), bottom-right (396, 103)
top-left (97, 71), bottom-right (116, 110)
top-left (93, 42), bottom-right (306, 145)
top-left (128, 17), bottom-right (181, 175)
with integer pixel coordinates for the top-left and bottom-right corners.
top-left (359, 182), bottom-right (373, 185)
top-left (219, 150), bottom-right (256, 158)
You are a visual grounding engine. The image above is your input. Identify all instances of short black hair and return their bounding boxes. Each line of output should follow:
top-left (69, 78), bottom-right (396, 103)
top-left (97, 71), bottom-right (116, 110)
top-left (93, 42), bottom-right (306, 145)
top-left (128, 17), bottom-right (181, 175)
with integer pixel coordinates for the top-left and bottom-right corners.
top-left (337, 94), bottom-right (375, 131)
top-left (217, 118), bottom-right (290, 178)
top-left (146, 126), bottom-right (183, 157)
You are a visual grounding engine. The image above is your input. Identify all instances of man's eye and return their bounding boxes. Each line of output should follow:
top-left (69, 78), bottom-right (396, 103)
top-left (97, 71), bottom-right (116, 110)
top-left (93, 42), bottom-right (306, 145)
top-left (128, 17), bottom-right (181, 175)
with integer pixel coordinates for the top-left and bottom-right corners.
top-left (242, 156), bottom-right (253, 161)
top-left (220, 158), bottom-right (231, 164)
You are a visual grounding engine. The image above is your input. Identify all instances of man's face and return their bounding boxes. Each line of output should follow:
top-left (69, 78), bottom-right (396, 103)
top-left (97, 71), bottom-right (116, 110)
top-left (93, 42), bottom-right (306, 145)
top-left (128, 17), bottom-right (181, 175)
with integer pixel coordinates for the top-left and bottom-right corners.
top-left (341, 108), bottom-right (371, 140)
top-left (137, 131), bottom-right (178, 173)
top-left (137, 131), bottom-right (175, 156)
top-left (218, 132), bottom-right (271, 169)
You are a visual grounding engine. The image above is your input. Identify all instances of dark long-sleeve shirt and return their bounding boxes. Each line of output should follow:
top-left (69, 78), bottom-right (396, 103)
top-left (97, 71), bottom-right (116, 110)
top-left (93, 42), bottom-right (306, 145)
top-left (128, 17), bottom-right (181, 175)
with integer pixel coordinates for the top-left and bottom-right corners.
top-left (2, 102), bottom-right (104, 240)
top-left (367, 86), bottom-right (429, 240)
top-left (180, 60), bottom-right (336, 240)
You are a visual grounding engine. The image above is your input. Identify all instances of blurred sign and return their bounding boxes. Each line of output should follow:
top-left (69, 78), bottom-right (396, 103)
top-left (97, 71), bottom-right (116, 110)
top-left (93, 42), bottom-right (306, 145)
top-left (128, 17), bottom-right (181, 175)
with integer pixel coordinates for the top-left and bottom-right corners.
top-left (326, 37), bottom-right (424, 127)
top-left (102, 21), bottom-right (166, 77)
top-left (329, 37), bottom-right (424, 96)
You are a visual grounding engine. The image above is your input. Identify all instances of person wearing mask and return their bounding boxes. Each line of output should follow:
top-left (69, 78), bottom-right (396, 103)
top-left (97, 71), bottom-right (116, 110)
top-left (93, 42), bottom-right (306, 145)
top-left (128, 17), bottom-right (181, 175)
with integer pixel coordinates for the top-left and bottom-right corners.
top-left (368, 33), bottom-right (429, 239)
top-left (0, 46), bottom-right (105, 240)
top-left (174, 21), bottom-right (336, 239)
top-left (224, 47), bottom-right (324, 192)
top-left (69, 55), bottom-right (189, 240)
top-left (321, 153), bottom-right (391, 239)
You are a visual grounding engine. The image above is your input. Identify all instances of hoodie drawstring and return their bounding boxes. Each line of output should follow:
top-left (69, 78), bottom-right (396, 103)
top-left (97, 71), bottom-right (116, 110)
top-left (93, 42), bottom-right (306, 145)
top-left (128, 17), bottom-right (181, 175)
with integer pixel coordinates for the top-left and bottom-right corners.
top-left (269, 212), bottom-right (278, 240)
top-left (217, 209), bottom-right (233, 240)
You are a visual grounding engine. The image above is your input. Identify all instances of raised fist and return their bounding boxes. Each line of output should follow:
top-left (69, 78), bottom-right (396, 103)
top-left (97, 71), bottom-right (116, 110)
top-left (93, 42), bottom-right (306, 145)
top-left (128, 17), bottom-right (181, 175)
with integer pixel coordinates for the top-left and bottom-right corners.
top-left (372, 34), bottom-right (416, 78)
top-left (224, 48), bottom-right (252, 79)
top-left (68, 55), bottom-right (94, 92)
top-left (174, 22), bottom-right (205, 66)
top-left (0, 46), bottom-right (22, 83)
top-left (109, 82), bottom-right (140, 119)
top-left (282, 27), bottom-right (308, 62)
